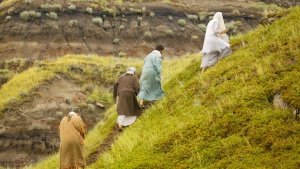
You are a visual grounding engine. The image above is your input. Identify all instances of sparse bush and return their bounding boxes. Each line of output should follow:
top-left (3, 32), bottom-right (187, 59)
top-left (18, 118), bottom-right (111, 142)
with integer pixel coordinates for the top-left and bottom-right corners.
top-left (119, 25), bottom-right (125, 30)
top-left (137, 16), bottom-right (143, 26)
top-left (166, 29), bottom-right (173, 36)
top-left (187, 14), bottom-right (198, 21)
top-left (198, 24), bottom-right (206, 32)
top-left (178, 19), bottom-right (186, 27)
top-left (46, 12), bottom-right (58, 20)
top-left (24, 0), bottom-right (34, 4)
top-left (5, 16), bottom-right (11, 21)
top-left (250, 2), bottom-right (281, 11)
top-left (92, 17), bottom-right (103, 25)
top-left (142, 6), bottom-right (146, 13)
top-left (168, 15), bottom-right (173, 21)
top-left (137, 16), bottom-right (143, 22)
top-left (68, 5), bottom-right (76, 11)
top-left (225, 21), bottom-right (235, 31)
top-left (144, 31), bottom-right (152, 39)
top-left (113, 38), bottom-right (120, 44)
top-left (29, 122), bottom-right (50, 131)
top-left (68, 20), bottom-right (78, 27)
top-left (7, 7), bottom-right (15, 15)
top-left (41, 3), bottom-right (62, 11)
top-left (86, 7), bottom-right (93, 14)
top-left (235, 20), bottom-right (242, 27)
top-left (19, 91), bottom-right (28, 98)
top-left (88, 104), bottom-right (95, 113)
top-left (232, 9), bottom-right (240, 16)
top-left (198, 11), bottom-right (208, 21)
top-left (20, 11), bottom-right (41, 21)
top-left (149, 12), bottom-right (155, 18)
top-left (191, 35), bottom-right (198, 40)
top-left (118, 51), bottom-right (126, 57)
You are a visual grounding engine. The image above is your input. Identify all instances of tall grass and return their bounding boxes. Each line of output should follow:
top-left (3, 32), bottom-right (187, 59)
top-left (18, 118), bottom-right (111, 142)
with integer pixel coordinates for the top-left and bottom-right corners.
top-left (87, 6), bottom-right (300, 169)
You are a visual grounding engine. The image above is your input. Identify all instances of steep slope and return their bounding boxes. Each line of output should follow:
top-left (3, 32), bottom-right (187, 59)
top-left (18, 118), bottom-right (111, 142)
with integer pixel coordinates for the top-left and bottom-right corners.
top-left (85, 6), bottom-right (300, 168)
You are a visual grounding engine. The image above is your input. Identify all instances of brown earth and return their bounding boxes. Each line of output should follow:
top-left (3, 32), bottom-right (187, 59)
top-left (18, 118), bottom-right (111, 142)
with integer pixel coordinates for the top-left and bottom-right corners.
top-left (0, 0), bottom-right (267, 61)
top-left (0, 0), bottom-right (298, 168)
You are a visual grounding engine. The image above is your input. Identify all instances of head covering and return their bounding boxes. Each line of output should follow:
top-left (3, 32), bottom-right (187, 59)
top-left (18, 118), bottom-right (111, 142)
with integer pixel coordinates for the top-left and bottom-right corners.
top-left (213, 12), bottom-right (226, 31)
top-left (126, 67), bottom-right (136, 74)
top-left (68, 112), bottom-right (77, 116)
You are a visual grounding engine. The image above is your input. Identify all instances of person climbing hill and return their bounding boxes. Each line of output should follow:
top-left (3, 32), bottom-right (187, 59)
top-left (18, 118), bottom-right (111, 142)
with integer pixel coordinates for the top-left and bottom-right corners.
top-left (138, 45), bottom-right (165, 107)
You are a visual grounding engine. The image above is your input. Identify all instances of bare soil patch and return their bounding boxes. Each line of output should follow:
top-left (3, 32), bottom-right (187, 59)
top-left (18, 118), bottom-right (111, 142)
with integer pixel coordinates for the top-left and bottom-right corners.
top-left (0, 75), bottom-right (106, 168)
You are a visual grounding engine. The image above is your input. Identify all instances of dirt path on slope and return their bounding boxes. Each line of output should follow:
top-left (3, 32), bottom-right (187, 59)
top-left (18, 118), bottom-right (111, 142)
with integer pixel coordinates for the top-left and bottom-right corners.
top-left (86, 125), bottom-right (121, 166)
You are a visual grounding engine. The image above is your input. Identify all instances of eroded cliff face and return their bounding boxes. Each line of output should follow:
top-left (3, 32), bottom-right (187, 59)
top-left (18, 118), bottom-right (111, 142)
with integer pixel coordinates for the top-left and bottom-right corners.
top-left (0, 75), bottom-right (107, 168)
top-left (0, 0), bottom-right (264, 61)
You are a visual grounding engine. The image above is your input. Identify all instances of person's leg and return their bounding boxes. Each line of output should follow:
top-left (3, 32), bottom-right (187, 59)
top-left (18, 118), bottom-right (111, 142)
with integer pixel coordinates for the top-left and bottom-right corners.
top-left (140, 99), bottom-right (143, 106)
top-left (201, 67), bottom-right (206, 72)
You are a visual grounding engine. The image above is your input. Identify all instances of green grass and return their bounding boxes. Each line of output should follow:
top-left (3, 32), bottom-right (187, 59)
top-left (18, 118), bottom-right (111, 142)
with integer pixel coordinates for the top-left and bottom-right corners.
top-left (6, 6), bottom-right (300, 169)
top-left (87, 6), bottom-right (300, 169)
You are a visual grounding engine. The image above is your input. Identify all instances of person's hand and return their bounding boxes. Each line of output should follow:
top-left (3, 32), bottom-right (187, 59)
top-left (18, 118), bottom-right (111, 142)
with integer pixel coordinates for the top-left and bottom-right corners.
top-left (221, 29), bottom-right (227, 34)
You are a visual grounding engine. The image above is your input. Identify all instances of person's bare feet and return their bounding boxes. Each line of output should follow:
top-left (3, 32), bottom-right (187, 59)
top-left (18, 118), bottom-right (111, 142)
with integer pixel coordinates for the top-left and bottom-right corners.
top-left (201, 67), bottom-right (206, 72)
top-left (118, 125), bottom-right (123, 132)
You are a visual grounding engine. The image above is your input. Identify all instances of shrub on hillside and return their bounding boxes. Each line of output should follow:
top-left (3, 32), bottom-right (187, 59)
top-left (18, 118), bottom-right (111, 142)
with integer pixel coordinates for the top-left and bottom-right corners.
top-left (86, 7), bottom-right (93, 14)
top-left (68, 20), bottom-right (78, 27)
top-left (7, 7), bottom-right (15, 15)
top-left (46, 12), bottom-right (58, 20)
top-left (113, 38), bottom-right (120, 44)
top-left (232, 9), bottom-right (240, 16)
top-left (40, 3), bottom-right (62, 11)
top-left (92, 17), bottom-right (103, 25)
top-left (119, 25), bottom-right (125, 30)
top-left (198, 24), bottom-right (206, 32)
top-left (118, 51), bottom-right (126, 57)
top-left (149, 12), bottom-right (155, 18)
top-left (5, 16), bottom-right (11, 21)
top-left (20, 11), bottom-right (41, 21)
top-left (24, 0), bottom-right (34, 4)
top-left (68, 5), bottom-right (76, 11)
top-left (144, 31), bottom-right (152, 39)
top-left (178, 19), bottom-right (187, 27)
top-left (187, 14), bottom-right (198, 21)
top-left (166, 29), bottom-right (173, 37)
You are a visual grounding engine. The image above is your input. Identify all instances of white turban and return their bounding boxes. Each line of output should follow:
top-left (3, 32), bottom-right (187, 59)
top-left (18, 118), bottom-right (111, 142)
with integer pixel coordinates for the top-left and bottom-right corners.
top-left (126, 67), bottom-right (136, 74)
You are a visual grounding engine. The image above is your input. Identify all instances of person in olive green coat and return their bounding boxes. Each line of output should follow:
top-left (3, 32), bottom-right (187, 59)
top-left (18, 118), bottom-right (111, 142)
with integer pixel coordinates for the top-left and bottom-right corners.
top-left (59, 112), bottom-right (86, 169)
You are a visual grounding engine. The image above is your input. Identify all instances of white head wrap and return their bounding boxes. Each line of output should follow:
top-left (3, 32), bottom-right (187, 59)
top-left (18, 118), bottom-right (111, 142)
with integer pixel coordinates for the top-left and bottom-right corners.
top-left (213, 12), bottom-right (226, 31)
top-left (126, 67), bottom-right (136, 74)
top-left (68, 111), bottom-right (77, 116)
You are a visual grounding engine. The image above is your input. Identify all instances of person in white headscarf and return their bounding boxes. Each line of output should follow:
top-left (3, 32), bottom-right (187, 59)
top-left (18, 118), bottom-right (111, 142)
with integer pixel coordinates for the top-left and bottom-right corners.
top-left (200, 12), bottom-right (232, 72)
top-left (113, 67), bottom-right (142, 131)
top-left (213, 12), bottom-right (229, 43)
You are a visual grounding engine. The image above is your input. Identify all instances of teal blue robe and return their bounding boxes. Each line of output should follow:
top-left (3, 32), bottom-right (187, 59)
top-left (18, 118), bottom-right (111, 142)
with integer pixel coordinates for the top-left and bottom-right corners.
top-left (138, 50), bottom-right (165, 101)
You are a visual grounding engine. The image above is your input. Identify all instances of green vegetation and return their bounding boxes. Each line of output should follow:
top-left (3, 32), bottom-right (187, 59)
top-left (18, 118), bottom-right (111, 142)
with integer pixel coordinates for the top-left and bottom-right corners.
top-left (0, 55), bottom-right (143, 117)
top-left (4, 5), bottom-right (300, 169)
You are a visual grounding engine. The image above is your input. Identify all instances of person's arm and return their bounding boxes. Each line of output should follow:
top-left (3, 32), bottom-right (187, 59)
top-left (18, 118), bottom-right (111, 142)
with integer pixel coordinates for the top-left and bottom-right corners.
top-left (153, 55), bottom-right (163, 82)
top-left (212, 20), bottom-right (221, 34)
top-left (133, 75), bottom-right (140, 95)
top-left (113, 79), bottom-right (119, 100)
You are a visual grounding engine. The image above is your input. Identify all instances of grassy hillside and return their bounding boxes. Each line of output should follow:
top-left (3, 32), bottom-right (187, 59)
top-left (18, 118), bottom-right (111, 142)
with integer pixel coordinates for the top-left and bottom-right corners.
top-left (24, 6), bottom-right (300, 169)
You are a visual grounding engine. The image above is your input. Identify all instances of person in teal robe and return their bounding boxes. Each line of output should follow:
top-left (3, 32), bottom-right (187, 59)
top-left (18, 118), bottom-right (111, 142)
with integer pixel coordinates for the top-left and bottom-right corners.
top-left (138, 45), bottom-right (165, 107)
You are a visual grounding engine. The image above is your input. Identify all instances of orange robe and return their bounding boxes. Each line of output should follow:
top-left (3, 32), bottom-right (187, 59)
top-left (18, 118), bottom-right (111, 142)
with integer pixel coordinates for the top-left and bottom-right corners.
top-left (59, 114), bottom-right (86, 169)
